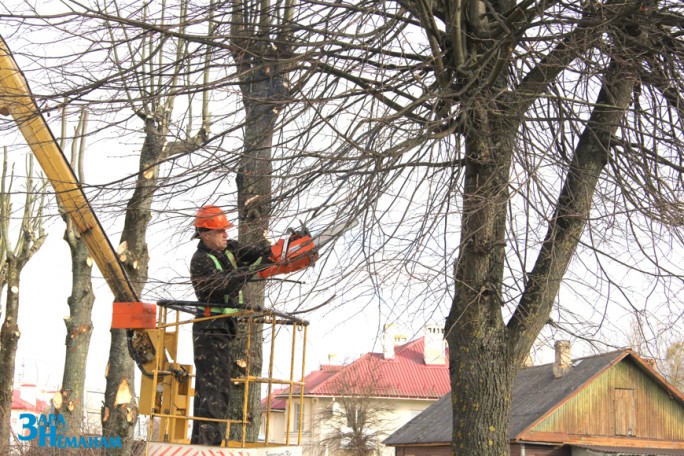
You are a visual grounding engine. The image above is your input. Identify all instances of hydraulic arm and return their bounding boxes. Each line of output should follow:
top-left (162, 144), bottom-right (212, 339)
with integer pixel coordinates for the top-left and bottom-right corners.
top-left (0, 36), bottom-right (157, 371)
top-left (0, 36), bottom-right (139, 305)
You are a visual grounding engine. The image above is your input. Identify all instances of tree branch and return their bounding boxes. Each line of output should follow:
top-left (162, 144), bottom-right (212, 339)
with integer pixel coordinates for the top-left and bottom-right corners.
top-left (507, 60), bottom-right (638, 357)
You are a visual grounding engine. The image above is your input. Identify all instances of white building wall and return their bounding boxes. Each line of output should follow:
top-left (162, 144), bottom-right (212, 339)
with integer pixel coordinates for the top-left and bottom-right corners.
top-left (265, 396), bottom-right (439, 456)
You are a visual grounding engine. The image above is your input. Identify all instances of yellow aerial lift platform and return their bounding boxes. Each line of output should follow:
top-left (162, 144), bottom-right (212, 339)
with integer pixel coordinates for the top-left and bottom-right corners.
top-left (0, 35), bottom-right (310, 454)
top-left (142, 305), bottom-right (308, 454)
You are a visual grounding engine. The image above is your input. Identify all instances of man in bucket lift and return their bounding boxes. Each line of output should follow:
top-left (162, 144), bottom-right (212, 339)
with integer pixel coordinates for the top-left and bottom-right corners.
top-left (189, 204), bottom-right (273, 446)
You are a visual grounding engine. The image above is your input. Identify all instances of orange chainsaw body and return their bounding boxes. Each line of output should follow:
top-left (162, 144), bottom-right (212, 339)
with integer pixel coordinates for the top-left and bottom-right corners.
top-left (258, 234), bottom-right (318, 278)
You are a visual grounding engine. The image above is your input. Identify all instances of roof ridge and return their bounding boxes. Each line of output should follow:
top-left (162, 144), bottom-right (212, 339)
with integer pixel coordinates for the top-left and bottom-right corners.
top-left (308, 352), bottom-right (375, 394)
top-left (303, 337), bottom-right (448, 399)
top-left (523, 349), bottom-right (625, 369)
top-left (394, 337), bottom-right (423, 353)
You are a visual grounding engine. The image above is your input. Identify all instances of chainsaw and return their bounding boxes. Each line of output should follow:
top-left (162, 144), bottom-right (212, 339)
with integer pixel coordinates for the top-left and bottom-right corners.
top-left (258, 218), bottom-right (357, 278)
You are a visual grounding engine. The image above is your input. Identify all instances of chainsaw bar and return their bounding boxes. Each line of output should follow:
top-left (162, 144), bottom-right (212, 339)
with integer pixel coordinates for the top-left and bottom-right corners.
top-left (312, 218), bottom-right (358, 249)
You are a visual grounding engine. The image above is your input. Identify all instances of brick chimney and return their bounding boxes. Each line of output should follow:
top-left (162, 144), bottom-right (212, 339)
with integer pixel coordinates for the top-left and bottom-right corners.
top-left (424, 324), bottom-right (446, 365)
top-left (642, 357), bottom-right (657, 369)
top-left (553, 340), bottom-right (572, 378)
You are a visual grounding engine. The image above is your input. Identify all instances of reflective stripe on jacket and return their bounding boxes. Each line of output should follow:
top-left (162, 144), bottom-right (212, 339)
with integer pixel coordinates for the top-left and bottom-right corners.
top-left (205, 251), bottom-right (242, 315)
top-left (203, 252), bottom-right (264, 315)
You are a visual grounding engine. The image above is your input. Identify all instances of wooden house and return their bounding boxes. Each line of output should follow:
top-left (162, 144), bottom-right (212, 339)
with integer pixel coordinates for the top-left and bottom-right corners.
top-left (383, 347), bottom-right (684, 455)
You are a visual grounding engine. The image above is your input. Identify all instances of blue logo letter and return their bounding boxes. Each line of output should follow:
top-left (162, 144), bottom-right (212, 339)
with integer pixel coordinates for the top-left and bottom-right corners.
top-left (17, 413), bottom-right (37, 441)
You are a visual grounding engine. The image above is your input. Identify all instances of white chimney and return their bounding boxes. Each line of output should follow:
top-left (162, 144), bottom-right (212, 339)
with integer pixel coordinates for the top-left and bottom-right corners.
top-left (553, 340), bottom-right (572, 378)
top-left (424, 324), bottom-right (446, 365)
top-left (383, 324), bottom-right (396, 359)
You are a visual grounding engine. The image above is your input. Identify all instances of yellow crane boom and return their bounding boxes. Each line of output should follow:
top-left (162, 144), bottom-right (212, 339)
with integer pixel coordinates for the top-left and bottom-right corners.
top-left (0, 36), bottom-right (139, 304)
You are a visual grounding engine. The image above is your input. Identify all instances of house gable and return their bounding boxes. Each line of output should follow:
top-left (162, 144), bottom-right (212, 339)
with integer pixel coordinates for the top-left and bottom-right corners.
top-left (526, 356), bottom-right (684, 442)
top-left (385, 349), bottom-right (684, 453)
top-left (510, 351), bottom-right (625, 438)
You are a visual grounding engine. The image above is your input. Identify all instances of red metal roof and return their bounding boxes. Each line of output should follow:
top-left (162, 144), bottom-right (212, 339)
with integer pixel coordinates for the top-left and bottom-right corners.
top-left (11, 390), bottom-right (43, 412)
top-left (261, 387), bottom-right (289, 411)
top-left (293, 338), bottom-right (449, 400)
top-left (261, 366), bottom-right (344, 411)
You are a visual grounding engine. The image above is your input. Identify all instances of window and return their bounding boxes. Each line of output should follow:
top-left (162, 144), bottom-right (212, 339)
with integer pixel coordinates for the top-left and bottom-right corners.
top-left (293, 403), bottom-right (303, 432)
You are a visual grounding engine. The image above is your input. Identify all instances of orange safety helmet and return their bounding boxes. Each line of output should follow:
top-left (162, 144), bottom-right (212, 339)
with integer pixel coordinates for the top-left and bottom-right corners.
top-left (194, 205), bottom-right (234, 231)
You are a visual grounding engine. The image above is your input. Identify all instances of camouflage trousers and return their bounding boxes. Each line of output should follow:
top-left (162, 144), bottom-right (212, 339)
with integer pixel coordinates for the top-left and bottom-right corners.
top-left (191, 317), bottom-right (234, 446)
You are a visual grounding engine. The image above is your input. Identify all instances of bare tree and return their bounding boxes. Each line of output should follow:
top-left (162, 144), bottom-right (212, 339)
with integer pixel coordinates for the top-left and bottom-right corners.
top-left (293, 1), bottom-right (684, 453)
top-left (318, 366), bottom-right (394, 456)
top-left (0, 149), bottom-right (47, 446)
top-left (222, 0), bottom-right (303, 440)
top-left (91, 3), bottom-right (210, 452)
top-left (626, 318), bottom-right (684, 391)
top-left (53, 106), bottom-right (96, 438)
top-left (662, 342), bottom-right (684, 391)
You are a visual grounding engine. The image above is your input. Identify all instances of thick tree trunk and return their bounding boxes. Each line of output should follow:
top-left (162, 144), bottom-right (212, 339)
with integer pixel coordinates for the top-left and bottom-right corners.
top-left (448, 335), bottom-right (516, 454)
top-left (226, 0), bottom-right (295, 441)
top-left (57, 228), bottom-right (95, 436)
top-left (229, 66), bottom-right (282, 442)
top-left (102, 334), bottom-right (137, 452)
top-left (102, 117), bottom-right (160, 455)
top-left (446, 55), bottom-right (637, 456)
top-left (54, 108), bottom-right (96, 437)
top-left (0, 260), bottom-right (20, 448)
top-left (446, 92), bottom-right (517, 454)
